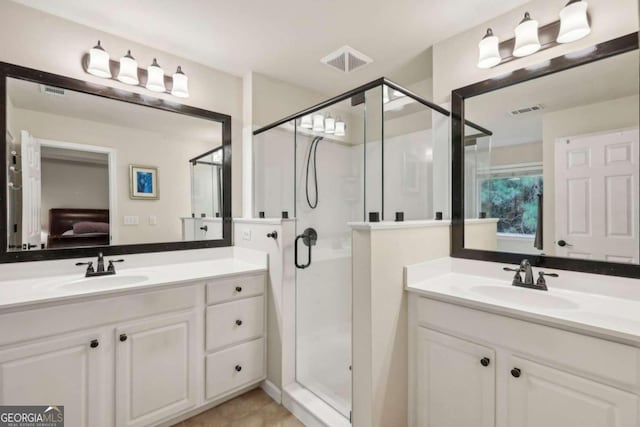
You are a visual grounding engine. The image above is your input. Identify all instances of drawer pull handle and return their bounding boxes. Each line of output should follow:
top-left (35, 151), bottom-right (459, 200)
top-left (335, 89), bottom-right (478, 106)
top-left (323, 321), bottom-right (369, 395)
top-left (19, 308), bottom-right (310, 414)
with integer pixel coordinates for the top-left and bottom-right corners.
top-left (120, 334), bottom-right (128, 342)
top-left (511, 368), bottom-right (521, 378)
top-left (235, 286), bottom-right (242, 292)
top-left (480, 357), bottom-right (490, 367)
top-left (90, 339), bottom-right (99, 348)
top-left (235, 365), bottom-right (242, 372)
top-left (235, 319), bottom-right (243, 326)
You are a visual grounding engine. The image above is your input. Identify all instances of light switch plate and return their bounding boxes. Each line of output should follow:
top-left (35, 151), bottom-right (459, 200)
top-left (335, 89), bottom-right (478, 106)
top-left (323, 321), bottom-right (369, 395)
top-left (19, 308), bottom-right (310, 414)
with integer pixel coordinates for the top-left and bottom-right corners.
top-left (124, 216), bottom-right (139, 225)
top-left (149, 215), bottom-right (157, 225)
top-left (242, 229), bottom-right (252, 241)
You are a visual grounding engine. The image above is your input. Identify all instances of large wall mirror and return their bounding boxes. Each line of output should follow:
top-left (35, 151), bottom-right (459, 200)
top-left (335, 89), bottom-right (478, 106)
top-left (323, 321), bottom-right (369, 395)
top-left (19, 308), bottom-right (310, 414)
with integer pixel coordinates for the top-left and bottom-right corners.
top-left (1, 63), bottom-right (232, 262)
top-left (452, 33), bottom-right (640, 278)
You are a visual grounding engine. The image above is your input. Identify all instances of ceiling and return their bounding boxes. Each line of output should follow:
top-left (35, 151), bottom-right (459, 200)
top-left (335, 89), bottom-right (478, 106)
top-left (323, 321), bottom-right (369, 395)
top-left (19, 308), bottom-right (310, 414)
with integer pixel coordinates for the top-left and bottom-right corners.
top-left (12, 0), bottom-right (530, 95)
top-left (465, 49), bottom-right (640, 147)
top-left (8, 77), bottom-right (222, 145)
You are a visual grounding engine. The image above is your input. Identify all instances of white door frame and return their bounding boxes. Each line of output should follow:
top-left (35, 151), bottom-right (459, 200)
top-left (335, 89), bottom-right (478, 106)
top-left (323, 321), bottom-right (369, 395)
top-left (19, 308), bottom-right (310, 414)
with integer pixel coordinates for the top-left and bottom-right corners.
top-left (38, 138), bottom-right (118, 245)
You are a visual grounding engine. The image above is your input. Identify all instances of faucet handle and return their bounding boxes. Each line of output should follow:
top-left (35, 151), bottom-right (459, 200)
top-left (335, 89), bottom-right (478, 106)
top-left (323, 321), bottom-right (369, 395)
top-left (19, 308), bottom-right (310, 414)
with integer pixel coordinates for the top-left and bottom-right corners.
top-left (536, 271), bottom-right (559, 287)
top-left (107, 259), bottom-right (124, 273)
top-left (76, 261), bottom-right (95, 273)
top-left (503, 266), bottom-right (523, 285)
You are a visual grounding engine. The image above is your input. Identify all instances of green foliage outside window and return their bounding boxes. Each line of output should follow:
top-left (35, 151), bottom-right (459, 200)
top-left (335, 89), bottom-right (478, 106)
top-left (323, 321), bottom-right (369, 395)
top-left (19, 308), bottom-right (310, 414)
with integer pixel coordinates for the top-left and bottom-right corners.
top-left (480, 175), bottom-right (542, 235)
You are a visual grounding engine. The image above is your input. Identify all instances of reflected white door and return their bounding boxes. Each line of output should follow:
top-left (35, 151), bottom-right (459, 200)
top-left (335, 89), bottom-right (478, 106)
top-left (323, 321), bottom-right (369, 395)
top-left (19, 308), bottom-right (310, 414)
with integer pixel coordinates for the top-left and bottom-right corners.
top-left (20, 130), bottom-right (41, 250)
top-left (555, 129), bottom-right (639, 263)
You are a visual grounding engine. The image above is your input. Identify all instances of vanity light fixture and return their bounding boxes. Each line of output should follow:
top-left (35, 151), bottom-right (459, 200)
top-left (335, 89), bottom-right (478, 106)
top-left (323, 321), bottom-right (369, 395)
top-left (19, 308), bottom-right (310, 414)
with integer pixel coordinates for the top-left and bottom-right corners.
top-left (171, 66), bottom-right (189, 98)
top-left (84, 43), bottom-right (190, 98)
top-left (477, 28), bottom-right (501, 68)
top-left (324, 115), bottom-right (336, 134)
top-left (87, 40), bottom-right (112, 78)
top-left (146, 58), bottom-right (166, 92)
top-left (334, 118), bottom-right (346, 137)
top-left (117, 50), bottom-right (139, 85)
top-left (557, 0), bottom-right (591, 43)
top-left (312, 113), bottom-right (325, 132)
top-left (300, 115), bottom-right (313, 129)
top-left (513, 12), bottom-right (541, 57)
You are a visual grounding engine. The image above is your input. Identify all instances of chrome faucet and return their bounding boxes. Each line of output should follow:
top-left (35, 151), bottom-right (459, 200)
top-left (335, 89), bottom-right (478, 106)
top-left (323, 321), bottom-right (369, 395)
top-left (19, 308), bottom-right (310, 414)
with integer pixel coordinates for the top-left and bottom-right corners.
top-left (76, 253), bottom-right (124, 278)
top-left (503, 259), bottom-right (558, 291)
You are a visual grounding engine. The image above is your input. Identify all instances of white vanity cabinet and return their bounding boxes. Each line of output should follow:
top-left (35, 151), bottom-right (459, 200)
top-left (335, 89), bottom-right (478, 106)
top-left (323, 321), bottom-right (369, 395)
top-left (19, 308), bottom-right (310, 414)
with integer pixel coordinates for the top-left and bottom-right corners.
top-left (0, 271), bottom-right (267, 427)
top-left (408, 295), bottom-right (640, 427)
top-left (115, 310), bottom-right (198, 427)
top-left (416, 328), bottom-right (495, 427)
top-left (0, 329), bottom-right (109, 427)
top-left (204, 274), bottom-right (266, 401)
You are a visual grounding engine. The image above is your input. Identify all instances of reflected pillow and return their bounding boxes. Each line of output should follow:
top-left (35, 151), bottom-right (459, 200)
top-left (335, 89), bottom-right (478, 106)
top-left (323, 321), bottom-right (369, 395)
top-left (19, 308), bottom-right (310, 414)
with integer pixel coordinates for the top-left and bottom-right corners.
top-left (73, 221), bottom-right (109, 235)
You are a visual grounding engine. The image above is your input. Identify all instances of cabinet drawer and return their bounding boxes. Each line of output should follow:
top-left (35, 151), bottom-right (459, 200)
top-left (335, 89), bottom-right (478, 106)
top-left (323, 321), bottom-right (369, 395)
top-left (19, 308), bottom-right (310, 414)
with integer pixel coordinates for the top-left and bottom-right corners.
top-left (205, 338), bottom-right (265, 400)
top-left (206, 274), bottom-right (264, 305)
top-left (206, 296), bottom-right (264, 351)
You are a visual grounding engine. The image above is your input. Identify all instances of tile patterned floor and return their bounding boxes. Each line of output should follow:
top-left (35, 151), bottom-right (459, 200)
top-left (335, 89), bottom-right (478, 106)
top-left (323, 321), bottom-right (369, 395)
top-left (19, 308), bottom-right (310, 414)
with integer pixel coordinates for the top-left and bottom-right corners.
top-left (173, 388), bottom-right (305, 427)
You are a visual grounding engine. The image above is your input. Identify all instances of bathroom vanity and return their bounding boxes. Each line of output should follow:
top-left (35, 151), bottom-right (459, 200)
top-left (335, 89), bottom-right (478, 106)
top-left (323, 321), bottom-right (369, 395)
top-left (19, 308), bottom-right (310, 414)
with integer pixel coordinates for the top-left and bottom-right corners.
top-left (0, 255), bottom-right (267, 427)
top-left (406, 257), bottom-right (640, 427)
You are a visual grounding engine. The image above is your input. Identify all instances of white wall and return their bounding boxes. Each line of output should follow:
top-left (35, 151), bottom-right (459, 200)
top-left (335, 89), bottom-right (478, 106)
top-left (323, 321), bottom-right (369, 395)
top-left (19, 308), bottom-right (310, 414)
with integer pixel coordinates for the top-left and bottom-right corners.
top-left (542, 94), bottom-right (640, 255)
top-left (432, 0), bottom-right (639, 104)
top-left (40, 158), bottom-right (109, 234)
top-left (0, 1), bottom-right (244, 217)
top-left (12, 107), bottom-right (212, 244)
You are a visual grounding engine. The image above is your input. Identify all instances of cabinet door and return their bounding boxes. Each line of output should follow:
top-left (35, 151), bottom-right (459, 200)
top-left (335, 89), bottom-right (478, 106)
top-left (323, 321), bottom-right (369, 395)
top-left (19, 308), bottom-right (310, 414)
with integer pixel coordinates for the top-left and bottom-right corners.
top-left (416, 328), bottom-right (495, 427)
top-left (508, 356), bottom-right (638, 427)
top-left (0, 330), bottom-right (108, 427)
top-left (115, 310), bottom-right (197, 427)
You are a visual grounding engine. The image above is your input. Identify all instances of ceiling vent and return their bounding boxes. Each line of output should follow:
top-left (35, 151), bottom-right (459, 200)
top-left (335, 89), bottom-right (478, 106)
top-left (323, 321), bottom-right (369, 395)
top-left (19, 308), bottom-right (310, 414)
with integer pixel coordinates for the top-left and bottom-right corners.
top-left (508, 104), bottom-right (544, 116)
top-left (321, 46), bottom-right (373, 73)
top-left (39, 84), bottom-right (66, 97)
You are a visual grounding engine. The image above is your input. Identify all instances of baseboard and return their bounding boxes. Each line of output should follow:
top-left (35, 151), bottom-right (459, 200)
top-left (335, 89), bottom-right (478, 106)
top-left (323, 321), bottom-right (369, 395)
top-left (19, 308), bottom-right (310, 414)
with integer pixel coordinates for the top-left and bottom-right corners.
top-left (261, 379), bottom-right (282, 404)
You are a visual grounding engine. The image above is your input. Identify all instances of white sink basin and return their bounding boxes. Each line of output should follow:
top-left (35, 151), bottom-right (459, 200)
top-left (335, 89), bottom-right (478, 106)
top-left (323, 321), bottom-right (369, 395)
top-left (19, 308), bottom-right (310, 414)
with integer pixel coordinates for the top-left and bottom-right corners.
top-left (55, 275), bottom-right (150, 292)
top-left (469, 285), bottom-right (579, 310)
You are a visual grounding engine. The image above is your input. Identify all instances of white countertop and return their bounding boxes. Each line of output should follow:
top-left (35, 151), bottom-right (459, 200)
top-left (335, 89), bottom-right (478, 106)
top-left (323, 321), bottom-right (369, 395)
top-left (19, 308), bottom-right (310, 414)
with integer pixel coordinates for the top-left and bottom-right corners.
top-left (0, 255), bottom-right (266, 312)
top-left (405, 257), bottom-right (640, 345)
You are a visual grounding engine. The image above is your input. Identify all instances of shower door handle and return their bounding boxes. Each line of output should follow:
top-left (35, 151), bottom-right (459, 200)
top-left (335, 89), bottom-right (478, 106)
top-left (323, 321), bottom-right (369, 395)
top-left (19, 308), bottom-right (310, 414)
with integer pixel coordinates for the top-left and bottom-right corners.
top-left (294, 227), bottom-right (317, 269)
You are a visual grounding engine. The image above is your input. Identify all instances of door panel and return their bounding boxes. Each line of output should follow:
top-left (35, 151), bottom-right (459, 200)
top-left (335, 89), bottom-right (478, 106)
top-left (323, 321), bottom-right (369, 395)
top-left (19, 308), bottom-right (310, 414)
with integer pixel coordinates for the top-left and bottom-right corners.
top-left (416, 327), bottom-right (495, 427)
top-left (0, 330), bottom-right (108, 427)
top-left (555, 128), bottom-right (639, 262)
top-left (115, 310), bottom-right (197, 427)
top-left (508, 357), bottom-right (638, 427)
top-left (20, 130), bottom-right (41, 250)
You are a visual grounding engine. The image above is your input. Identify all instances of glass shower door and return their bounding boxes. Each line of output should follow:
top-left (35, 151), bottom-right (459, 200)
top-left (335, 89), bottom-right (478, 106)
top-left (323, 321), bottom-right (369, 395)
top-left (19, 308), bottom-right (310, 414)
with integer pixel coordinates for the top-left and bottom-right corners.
top-left (294, 99), bottom-right (364, 419)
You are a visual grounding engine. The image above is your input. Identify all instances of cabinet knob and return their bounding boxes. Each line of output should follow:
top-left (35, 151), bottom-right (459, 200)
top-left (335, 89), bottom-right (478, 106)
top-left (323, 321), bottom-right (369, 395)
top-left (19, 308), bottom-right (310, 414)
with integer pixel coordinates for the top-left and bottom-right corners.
top-left (235, 365), bottom-right (242, 372)
top-left (235, 319), bottom-right (243, 326)
top-left (511, 368), bottom-right (521, 378)
top-left (235, 286), bottom-right (242, 292)
top-left (119, 333), bottom-right (128, 342)
top-left (480, 357), bottom-right (490, 367)
top-left (90, 339), bottom-right (99, 348)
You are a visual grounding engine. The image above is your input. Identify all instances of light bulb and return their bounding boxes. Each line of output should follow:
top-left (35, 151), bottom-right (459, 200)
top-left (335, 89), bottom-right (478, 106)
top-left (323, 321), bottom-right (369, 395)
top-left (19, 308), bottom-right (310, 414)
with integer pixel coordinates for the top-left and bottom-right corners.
top-left (117, 50), bottom-right (139, 85)
top-left (300, 115), bottom-right (312, 129)
top-left (334, 119), bottom-right (346, 137)
top-left (513, 13), bottom-right (541, 57)
top-left (312, 114), bottom-right (325, 132)
top-left (146, 58), bottom-right (166, 92)
top-left (325, 115), bottom-right (335, 134)
top-left (477, 28), bottom-right (501, 68)
top-left (557, 0), bottom-right (591, 43)
top-left (87, 40), bottom-right (111, 78)
top-left (171, 66), bottom-right (189, 98)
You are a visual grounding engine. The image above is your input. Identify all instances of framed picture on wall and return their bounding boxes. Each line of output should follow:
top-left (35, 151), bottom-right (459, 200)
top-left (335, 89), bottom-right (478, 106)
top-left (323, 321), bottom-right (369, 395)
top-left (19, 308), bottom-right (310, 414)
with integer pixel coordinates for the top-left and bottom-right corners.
top-left (129, 165), bottom-right (159, 200)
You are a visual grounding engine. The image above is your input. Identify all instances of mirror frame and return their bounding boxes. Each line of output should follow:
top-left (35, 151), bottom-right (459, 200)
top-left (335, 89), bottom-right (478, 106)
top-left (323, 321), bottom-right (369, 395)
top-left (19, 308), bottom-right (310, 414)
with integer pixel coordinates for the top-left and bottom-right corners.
top-left (0, 62), bottom-right (232, 263)
top-left (451, 32), bottom-right (640, 279)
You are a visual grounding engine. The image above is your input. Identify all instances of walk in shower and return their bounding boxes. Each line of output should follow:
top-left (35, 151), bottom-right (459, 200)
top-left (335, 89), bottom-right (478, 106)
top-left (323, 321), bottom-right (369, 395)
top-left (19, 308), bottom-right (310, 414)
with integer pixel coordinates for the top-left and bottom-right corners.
top-left (253, 78), bottom-right (450, 423)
